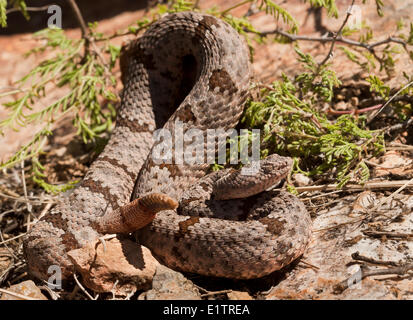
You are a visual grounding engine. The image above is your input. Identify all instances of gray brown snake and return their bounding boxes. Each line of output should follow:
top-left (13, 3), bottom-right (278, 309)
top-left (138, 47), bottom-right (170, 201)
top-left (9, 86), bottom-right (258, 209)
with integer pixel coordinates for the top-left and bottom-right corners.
top-left (23, 12), bottom-right (312, 282)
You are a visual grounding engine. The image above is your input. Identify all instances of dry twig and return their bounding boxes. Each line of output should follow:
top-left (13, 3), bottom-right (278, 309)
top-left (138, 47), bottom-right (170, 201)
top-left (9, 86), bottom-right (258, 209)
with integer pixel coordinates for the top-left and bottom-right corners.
top-left (334, 263), bottom-right (413, 294)
top-left (280, 179), bottom-right (413, 193)
top-left (362, 230), bottom-right (413, 240)
top-left (318, 0), bottom-right (355, 67)
top-left (367, 81), bottom-right (413, 124)
top-left (6, 5), bottom-right (50, 14)
top-left (0, 287), bottom-right (38, 300)
top-left (73, 273), bottom-right (98, 300)
top-left (200, 289), bottom-right (233, 298)
top-left (351, 251), bottom-right (399, 267)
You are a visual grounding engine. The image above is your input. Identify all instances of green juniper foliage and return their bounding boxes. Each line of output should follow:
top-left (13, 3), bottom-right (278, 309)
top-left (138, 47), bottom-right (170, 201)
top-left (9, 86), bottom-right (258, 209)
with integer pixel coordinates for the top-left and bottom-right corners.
top-left (0, 27), bottom-right (119, 192)
top-left (0, 0), bottom-right (28, 27)
top-left (242, 70), bottom-right (384, 188)
top-left (0, 0), bottom-right (411, 192)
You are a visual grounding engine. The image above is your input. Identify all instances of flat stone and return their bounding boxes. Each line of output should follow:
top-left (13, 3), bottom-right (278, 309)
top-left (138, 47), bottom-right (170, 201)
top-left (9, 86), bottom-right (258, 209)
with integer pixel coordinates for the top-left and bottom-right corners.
top-left (139, 265), bottom-right (201, 300)
top-left (67, 237), bottom-right (158, 295)
top-left (264, 194), bottom-right (413, 300)
top-left (0, 280), bottom-right (47, 300)
top-left (227, 291), bottom-right (253, 300)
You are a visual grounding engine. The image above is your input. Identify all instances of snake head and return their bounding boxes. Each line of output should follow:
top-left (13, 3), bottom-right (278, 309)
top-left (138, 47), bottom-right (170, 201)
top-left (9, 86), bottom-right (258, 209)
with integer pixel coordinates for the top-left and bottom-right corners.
top-left (212, 154), bottom-right (293, 200)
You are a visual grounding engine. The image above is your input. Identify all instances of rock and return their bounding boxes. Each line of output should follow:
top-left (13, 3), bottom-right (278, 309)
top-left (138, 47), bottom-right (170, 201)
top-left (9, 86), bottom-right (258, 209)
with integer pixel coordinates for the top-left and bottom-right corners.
top-left (0, 280), bottom-right (47, 300)
top-left (264, 194), bottom-right (413, 300)
top-left (373, 151), bottom-right (412, 177)
top-left (139, 265), bottom-right (201, 300)
top-left (227, 291), bottom-right (253, 300)
top-left (67, 237), bottom-right (158, 295)
top-left (352, 191), bottom-right (377, 214)
top-left (292, 173), bottom-right (312, 187)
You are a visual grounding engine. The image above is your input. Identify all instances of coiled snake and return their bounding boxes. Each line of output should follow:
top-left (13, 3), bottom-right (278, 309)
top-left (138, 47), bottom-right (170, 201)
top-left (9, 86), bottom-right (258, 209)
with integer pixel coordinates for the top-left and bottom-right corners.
top-left (23, 12), bottom-right (311, 281)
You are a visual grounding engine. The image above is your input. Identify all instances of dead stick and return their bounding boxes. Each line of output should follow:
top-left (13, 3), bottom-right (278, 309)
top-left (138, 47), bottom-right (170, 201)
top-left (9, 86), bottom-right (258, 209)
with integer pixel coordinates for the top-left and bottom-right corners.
top-left (333, 264), bottom-right (413, 294)
top-left (257, 30), bottom-right (409, 55)
top-left (67, 0), bottom-right (89, 39)
top-left (0, 288), bottom-right (37, 300)
top-left (334, 264), bottom-right (413, 294)
top-left (274, 180), bottom-right (413, 194)
top-left (351, 252), bottom-right (399, 267)
top-left (6, 5), bottom-right (51, 14)
top-left (367, 81), bottom-right (413, 124)
top-left (362, 230), bottom-right (413, 240)
top-left (318, 0), bottom-right (355, 67)
top-left (200, 289), bottom-right (233, 298)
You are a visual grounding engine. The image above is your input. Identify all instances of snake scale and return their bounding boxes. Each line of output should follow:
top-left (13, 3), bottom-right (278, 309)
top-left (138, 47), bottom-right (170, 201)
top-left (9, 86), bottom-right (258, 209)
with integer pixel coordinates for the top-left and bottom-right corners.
top-left (23, 12), bottom-right (312, 282)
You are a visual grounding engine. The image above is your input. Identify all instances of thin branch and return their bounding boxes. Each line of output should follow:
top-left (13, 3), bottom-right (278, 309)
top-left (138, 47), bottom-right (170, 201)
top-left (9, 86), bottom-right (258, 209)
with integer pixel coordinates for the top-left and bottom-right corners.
top-left (0, 192), bottom-right (55, 204)
top-left (95, 22), bottom-right (154, 42)
top-left (0, 288), bottom-right (38, 300)
top-left (256, 30), bottom-right (409, 57)
top-left (298, 259), bottom-right (320, 270)
top-left (386, 145), bottom-right (413, 151)
top-left (351, 252), bottom-right (399, 267)
top-left (301, 190), bottom-right (343, 201)
top-left (362, 230), bottom-right (413, 240)
top-left (66, 0), bottom-right (112, 80)
top-left (367, 80), bottom-right (413, 124)
top-left (35, 202), bottom-right (53, 222)
top-left (67, 0), bottom-right (89, 40)
top-left (370, 176), bottom-right (413, 213)
top-left (110, 280), bottom-right (119, 300)
top-left (0, 230), bottom-right (19, 260)
top-left (318, 0), bottom-right (355, 67)
top-left (333, 263), bottom-right (413, 294)
top-left (38, 284), bottom-right (61, 300)
top-left (384, 118), bottom-right (413, 136)
top-left (200, 289), bottom-right (233, 298)
top-left (280, 179), bottom-right (413, 193)
top-left (193, 283), bottom-right (233, 298)
top-left (73, 273), bottom-right (98, 300)
top-left (6, 5), bottom-right (51, 14)
top-left (0, 232), bottom-right (26, 246)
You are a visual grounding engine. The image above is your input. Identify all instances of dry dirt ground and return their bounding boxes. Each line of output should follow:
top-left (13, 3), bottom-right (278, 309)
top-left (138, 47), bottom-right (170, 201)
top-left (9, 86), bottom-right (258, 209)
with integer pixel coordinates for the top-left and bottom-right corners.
top-left (0, 0), bottom-right (412, 300)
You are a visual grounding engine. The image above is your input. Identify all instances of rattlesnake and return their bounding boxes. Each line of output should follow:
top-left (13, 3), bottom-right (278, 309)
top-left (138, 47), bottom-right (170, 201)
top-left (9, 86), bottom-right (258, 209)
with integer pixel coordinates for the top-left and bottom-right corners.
top-left (23, 12), bottom-right (312, 281)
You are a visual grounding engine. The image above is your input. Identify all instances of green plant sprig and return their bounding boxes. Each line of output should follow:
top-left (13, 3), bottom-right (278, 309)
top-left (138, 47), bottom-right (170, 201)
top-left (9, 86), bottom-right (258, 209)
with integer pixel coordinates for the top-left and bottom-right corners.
top-left (0, 28), bottom-right (119, 192)
top-left (0, 0), bottom-right (408, 192)
top-left (241, 49), bottom-right (386, 187)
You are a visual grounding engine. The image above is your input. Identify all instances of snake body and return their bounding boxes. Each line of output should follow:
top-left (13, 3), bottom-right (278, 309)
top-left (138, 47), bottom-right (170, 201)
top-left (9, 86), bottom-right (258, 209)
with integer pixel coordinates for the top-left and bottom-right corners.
top-left (23, 12), bottom-right (311, 281)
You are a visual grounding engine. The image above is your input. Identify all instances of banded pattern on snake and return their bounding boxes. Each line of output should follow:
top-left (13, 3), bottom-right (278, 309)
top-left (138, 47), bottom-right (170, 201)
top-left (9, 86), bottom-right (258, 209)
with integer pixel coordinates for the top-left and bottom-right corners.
top-left (23, 11), bottom-right (312, 281)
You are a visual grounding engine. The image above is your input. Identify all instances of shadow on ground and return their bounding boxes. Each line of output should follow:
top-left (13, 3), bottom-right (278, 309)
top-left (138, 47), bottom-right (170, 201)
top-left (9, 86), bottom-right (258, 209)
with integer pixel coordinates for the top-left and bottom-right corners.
top-left (1, 0), bottom-right (148, 35)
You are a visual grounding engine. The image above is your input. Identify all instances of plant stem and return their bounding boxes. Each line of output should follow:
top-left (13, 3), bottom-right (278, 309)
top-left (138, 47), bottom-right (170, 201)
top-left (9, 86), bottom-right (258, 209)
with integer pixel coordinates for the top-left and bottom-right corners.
top-left (221, 0), bottom-right (252, 16)
top-left (318, 0), bottom-right (355, 68)
top-left (67, 0), bottom-right (89, 39)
